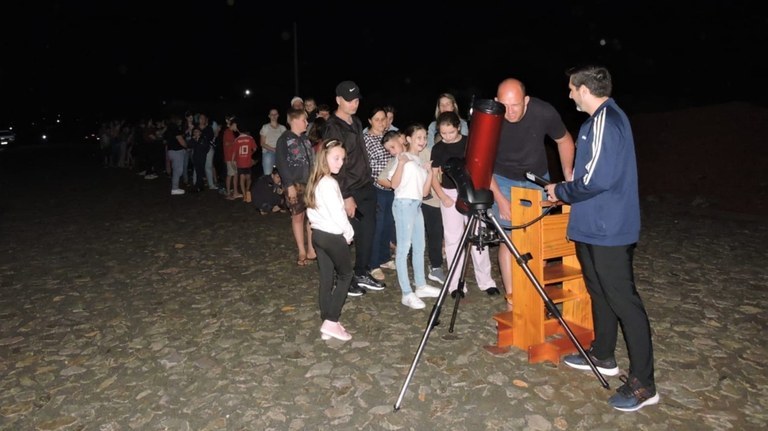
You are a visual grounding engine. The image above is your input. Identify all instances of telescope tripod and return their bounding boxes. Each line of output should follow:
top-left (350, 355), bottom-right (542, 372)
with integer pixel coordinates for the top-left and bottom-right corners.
top-left (394, 199), bottom-right (609, 411)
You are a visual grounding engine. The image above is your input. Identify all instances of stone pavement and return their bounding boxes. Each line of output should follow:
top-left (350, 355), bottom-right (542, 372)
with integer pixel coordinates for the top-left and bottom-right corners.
top-left (0, 147), bottom-right (766, 430)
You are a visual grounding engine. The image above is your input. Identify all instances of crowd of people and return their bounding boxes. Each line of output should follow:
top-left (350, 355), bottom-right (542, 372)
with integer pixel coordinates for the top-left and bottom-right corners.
top-left (101, 68), bottom-right (658, 412)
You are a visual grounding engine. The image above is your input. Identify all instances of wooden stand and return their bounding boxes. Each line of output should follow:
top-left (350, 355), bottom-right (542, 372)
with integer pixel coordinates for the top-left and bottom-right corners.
top-left (491, 187), bottom-right (594, 364)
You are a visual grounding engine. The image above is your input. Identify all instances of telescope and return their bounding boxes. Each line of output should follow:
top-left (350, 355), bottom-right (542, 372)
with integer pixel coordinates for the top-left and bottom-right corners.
top-left (445, 98), bottom-right (505, 215)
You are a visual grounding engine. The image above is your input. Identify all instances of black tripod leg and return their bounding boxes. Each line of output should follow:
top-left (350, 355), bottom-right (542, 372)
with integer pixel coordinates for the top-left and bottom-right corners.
top-left (486, 212), bottom-right (610, 390)
top-left (394, 214), bottom-right (475, 411)
top-left (449, 215), bottom-right (477, 333)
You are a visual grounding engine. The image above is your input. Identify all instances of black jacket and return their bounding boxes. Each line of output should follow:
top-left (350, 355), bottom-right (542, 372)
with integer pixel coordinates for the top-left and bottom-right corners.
top-left (322, 114), bottom-right (372, 198)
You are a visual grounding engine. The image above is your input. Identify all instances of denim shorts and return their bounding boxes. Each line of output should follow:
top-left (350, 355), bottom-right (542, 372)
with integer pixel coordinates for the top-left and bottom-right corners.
top-left (491, 173), bottom-right (548, 230)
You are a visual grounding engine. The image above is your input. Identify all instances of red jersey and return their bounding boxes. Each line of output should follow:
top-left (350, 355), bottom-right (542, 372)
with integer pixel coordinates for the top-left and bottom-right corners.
top-left (234, 133), bottom-right (257, 168)
top-left (223, 129), bottom-right (236, 161)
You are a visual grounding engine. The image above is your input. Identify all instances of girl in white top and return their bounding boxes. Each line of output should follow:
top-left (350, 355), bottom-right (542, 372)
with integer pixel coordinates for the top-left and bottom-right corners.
top-left (305, 140), bottom-right (354, 341)
top-left (385, 124), bottom-right (441, 309)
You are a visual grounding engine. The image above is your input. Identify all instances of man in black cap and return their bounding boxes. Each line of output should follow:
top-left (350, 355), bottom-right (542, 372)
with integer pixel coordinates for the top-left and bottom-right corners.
top-left (322, 80), bottom-right (384, 296)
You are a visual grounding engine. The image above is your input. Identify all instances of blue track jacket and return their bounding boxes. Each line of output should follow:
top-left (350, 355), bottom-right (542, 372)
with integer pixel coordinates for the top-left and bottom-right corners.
top-left (554, 98), bottom-right (640, 246)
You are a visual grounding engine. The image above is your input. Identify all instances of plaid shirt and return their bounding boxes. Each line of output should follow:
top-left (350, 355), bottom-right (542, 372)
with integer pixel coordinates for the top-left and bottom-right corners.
top-left (364, 132), bottom-right (392, 190)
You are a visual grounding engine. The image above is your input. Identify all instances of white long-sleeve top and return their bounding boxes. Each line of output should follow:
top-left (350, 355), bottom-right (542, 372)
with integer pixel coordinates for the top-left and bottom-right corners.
top-left (307, 176), bottom-right (355, 243)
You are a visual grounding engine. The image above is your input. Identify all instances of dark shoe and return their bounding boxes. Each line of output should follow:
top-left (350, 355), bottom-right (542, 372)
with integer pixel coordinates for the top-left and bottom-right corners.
top-left (356, 273), bottom-right (385, 291)
top-left (608, 375), bottom-right (660, 412)
top-left (347, 284), bottom-right (366, 297)
top-left (428, 267), bottom-right (446, 284)
top-left (562, 348), bottom-right (620, 376)
top-left (485, 287), bottom-right (501, 296)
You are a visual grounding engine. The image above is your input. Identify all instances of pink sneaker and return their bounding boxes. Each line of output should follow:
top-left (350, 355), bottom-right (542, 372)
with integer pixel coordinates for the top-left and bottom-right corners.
top-left (320, 320), bottom-right (351, 341)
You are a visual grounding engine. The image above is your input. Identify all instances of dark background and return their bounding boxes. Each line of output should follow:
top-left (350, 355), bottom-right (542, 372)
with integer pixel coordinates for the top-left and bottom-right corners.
top-left (1, 0), bottom-right (766, 139)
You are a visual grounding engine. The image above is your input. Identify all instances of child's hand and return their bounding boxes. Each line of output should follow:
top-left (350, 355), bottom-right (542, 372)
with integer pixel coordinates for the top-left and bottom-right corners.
top-left (398, 154), bottom-right (410, 163)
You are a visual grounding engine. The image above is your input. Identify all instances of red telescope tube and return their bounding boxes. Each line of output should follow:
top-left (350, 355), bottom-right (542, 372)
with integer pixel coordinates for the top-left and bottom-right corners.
top-left (465, 99), bottom-right (505, 190)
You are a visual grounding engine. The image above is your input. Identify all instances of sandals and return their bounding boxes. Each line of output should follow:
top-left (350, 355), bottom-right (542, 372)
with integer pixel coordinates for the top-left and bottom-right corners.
top-left (297, 255), bottom-right (311, 266)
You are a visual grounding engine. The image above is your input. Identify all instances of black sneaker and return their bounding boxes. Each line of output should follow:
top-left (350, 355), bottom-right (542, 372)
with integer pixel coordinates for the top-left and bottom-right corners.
top-left (608, 375), bottom-right (660, 411)
top-left (562, 348), bottom-right (620, 376)
top-left (356, 273), bottom-right (385, 291)
top-left (485, 287), bottom-right (501, 296)
top-left (347, 284), bottom-right (366, 297)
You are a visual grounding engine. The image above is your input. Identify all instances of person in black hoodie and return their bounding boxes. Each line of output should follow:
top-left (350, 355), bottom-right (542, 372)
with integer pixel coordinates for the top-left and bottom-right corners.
top-left (321, 81), bottom-right (384, 296)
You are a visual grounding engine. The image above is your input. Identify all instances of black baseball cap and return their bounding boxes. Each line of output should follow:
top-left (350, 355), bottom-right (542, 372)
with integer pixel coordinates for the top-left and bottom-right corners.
top-left (335, 80), bottom-right (361, 101)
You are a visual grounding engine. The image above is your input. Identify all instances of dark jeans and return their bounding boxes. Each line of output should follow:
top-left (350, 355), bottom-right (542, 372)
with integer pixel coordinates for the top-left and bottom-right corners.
top-left (422, 203), bottom-right (443, 269)
top-left (371, 187), bottom-right (395, 268)
top-left (150, 142), bottom-right (165, 175)
top-left (193, 152), bottom-right (207, 189)
top-left (348, 182), bottom-right (377, 276)
top-left (575, 242), bottom-right (655, 388)
top-left (312, 229), bottom-right (352, 322)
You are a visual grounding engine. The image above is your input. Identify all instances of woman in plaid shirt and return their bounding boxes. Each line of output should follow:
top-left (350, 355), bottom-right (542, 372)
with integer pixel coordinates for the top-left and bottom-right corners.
top-left (364, 107), bottom-right (395, 282)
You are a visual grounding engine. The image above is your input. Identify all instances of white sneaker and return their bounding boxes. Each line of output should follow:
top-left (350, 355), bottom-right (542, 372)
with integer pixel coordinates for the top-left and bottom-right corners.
top-left (414, 285), bottom-right (440, 298)
top-left (401, 293), bottom-right (425, 309)
top-left (171, 189), bottom-right (186, 195)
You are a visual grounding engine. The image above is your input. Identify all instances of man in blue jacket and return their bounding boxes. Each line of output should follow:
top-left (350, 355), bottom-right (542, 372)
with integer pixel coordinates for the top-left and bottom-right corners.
top-left (545, 65), bottom-right (658, 412)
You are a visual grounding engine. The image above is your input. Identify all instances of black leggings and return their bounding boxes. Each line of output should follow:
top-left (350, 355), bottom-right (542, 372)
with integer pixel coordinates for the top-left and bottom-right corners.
top-left (311, 229), bottom-right (352, 322)
top-left (422, 203), bottom-right (443, 269)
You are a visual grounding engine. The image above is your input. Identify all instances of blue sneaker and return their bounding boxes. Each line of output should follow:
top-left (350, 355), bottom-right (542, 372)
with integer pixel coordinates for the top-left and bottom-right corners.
top-left (562, 349), bottom-right (620, 376)
top-left (608, 375), bottom-right (660, 412)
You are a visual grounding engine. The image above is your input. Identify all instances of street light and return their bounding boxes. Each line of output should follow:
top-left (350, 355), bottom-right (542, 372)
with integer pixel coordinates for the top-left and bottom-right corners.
top-left (244, 89), bottom-right (251, 98)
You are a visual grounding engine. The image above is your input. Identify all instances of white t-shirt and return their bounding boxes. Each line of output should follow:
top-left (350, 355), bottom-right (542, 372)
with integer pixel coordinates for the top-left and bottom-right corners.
top-left (387, 152), bottom-right (428, 200)
top-left (307, 176), bottom-right (354, 243)
top-left (259, 123), bottom-right (287, 151)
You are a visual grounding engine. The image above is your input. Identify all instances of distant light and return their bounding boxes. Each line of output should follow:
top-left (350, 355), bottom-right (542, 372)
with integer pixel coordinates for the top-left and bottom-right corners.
top-left (244, 89), bottom-right (251, 97)
top-left (599, 39), bottom-right (606, 46)
top-left (56, 119), bottom-right (61, 123)
top-left (42, 134), bottom-right (47, 140)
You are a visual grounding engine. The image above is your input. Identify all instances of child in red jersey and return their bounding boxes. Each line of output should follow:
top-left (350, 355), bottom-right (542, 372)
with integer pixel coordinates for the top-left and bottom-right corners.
top-left (230, 118), bottom-right (257, 202)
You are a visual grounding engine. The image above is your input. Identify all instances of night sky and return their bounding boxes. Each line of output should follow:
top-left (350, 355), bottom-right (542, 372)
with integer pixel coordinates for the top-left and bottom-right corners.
top-left (2, 0), bottom-right (765, 136)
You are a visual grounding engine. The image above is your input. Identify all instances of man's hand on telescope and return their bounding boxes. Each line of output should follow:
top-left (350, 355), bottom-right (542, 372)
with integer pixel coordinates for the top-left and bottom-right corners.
top-left (544, 184), bottom-right (559, 203)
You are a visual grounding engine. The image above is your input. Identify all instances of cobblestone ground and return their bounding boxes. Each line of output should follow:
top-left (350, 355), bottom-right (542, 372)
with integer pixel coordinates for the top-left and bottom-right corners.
top-left (1, 147), bottom-right (766, 430)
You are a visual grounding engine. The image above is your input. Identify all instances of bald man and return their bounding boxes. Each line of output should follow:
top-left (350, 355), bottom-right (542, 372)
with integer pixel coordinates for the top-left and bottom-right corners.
top-left (490, 78), bottom-right (575, 307)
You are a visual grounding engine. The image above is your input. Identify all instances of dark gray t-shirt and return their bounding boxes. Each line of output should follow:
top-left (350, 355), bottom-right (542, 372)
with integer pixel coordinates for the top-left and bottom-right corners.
top-left (493, 97), bottom-right (567, 181)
